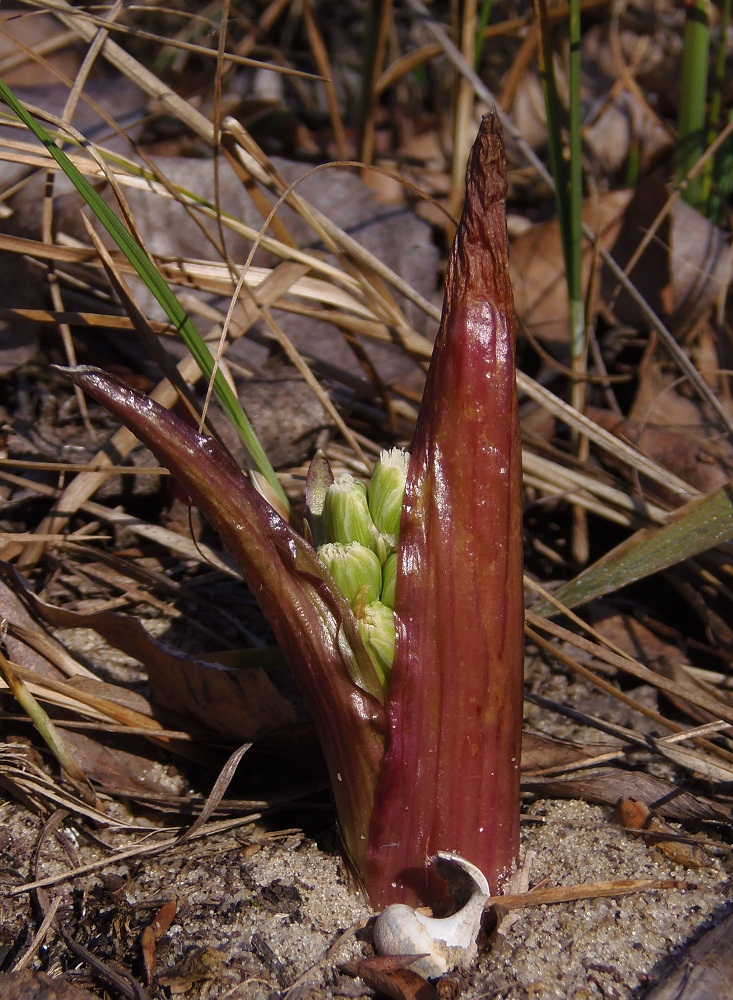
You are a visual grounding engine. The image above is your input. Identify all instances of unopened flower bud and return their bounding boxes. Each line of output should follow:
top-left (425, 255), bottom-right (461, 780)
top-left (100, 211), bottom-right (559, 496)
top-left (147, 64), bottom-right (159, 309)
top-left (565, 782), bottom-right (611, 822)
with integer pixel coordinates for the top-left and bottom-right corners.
top-left (356, 600), bottom-right (396, 688)
top-left (368, 448), bottom-right (410, 538)
top-left (324, 474), bottom-right (379, 552)
top-left (304, 450), bottom-right (334, 547)
top-left (318, 541), bottom-right (382, 608)
top-left (380, 551), bottom-right (398, 609)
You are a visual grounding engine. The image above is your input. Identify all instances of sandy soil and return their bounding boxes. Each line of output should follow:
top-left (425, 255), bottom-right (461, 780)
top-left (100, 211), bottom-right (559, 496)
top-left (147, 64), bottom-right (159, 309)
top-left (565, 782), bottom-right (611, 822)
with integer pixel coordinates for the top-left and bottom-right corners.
top-left (1, 784), bottom-right (729, 998)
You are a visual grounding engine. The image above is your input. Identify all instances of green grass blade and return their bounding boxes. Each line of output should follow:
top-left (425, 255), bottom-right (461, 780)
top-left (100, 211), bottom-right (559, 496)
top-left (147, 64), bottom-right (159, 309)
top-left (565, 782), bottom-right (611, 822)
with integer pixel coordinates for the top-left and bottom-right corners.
top-left (535, 0), bottom-right (571, 278)
top-left (677, 0), bottom-right (710, 208)
top-left (0, 77), bottom-right (289, 512)
top-left (700, 0), bottom-right (729, 211)
top-left (710, 109), bottom-right (733, 221)
top-left (567, 0), bottom-right (584, 362)
top-left (535, 0), bottom-right (584, 361)
top-left (474, 0), bottom-right (494, 67)
top-left (531, 484), bottom-right (733, 616)
top-left (706, 0), bottom-right (733, 220)
top-left (0, 644), bottom-right (92, 796)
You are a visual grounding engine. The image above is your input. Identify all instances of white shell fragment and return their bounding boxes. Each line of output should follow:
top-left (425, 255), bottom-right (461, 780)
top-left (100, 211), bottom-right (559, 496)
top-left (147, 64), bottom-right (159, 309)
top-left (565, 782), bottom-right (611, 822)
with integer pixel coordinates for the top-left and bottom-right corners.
top-left (372, 852), bottom-right (491, 979)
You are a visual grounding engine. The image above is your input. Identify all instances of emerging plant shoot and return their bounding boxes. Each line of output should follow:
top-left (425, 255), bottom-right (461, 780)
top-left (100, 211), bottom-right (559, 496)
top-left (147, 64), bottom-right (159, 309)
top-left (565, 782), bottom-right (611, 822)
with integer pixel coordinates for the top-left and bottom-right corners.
top-left (57, 110), bottom-right (523, 912)
top-left (365, 112), bottom-right (525, 906)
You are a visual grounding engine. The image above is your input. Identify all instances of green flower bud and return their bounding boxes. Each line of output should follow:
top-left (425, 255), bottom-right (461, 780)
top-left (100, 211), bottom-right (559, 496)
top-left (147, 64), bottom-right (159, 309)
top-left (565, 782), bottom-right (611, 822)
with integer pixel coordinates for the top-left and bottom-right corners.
top-left (380, 551), bottom-right (398, 609)
top-left (318, 541), bottom-right (382, 608)
top-left (324, 473), bottom-right (379, 552)
top-left (374, 531), bottom-right (392, 566)
top-left (304, 450), bottom-right (334, 547)
top-left (356, 600), bottom-right (396, 688)
top-left (367, 448), bottom-right (410, 538)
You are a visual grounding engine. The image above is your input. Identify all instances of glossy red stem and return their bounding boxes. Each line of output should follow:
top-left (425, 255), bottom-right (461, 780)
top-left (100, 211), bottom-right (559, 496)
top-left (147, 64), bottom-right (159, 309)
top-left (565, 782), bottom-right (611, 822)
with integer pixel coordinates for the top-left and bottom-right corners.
top-left (57, 366), bottom-right (386, 875)
top-left (364, 113), bottom-right (525, 906)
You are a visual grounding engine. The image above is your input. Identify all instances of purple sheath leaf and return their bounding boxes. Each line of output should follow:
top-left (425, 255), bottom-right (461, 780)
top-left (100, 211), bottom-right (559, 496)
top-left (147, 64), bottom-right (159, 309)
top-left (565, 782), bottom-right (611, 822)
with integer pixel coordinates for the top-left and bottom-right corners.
top-left (365, 113), bottom-right (525, 906)
top-left (55, 365), bottom-right (385, 873)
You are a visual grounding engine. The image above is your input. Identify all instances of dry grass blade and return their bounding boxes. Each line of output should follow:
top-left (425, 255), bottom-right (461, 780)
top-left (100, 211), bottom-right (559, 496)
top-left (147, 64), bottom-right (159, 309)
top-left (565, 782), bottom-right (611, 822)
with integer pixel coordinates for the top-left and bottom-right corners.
top-left (10, 896), bottom-right (61, 972)
top-left (357, 0), bottom-right (392, 166)
top-left (301, 0), bottom-right (348, 160)
top-left (3, 661), bottom-right (167, 734)
top-left (0, 458), bottom-right (165, 473)
top-left (531, 485), bottom-right (733, 615)
top-left (175, 742), bottom-right (252, 843)
top-left (648, 740), bottom-right (733, 784)
top-left (517, 371), bottom-right (698, 501)
top-left (20, 0), bottom-right (321, 79)
top-left (0, 645), bottom-right (95, 802)
top-left (7, 812), bottom-right (267, 898)
top-left (450, 0), bottom-right (478, 219)
top-left (522, 452), bottom-right (670, 527)
top-left (0, 743), bottom-right (130, 828)
top-left (489, 877), bottom-right (684, 911)
top-left (1, 532), bottom-right (109, 543)
top-left (526, 612), bottom-right (733, 732)
top-left (1, 469), bottom-right (240, 577)
top-left (0, 305), bottom-right (171, 334)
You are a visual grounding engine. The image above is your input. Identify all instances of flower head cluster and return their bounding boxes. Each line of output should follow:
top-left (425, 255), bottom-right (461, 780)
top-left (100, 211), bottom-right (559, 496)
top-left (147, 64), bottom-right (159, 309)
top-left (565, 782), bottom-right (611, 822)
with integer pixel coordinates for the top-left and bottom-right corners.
top-left (315, 449), bottom-right (409, 687)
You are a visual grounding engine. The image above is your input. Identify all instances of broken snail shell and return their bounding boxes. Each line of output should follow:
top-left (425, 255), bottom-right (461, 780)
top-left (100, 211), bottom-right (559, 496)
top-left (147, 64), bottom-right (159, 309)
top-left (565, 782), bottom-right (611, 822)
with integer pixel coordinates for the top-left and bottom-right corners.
top-left (372, 852), bottom-right (490, 979)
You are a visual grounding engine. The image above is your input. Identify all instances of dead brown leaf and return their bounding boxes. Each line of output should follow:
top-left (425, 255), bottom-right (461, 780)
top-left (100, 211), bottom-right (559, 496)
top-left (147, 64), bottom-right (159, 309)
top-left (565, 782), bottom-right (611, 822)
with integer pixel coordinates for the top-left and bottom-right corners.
top-left (0, 578), bottom-right (66, 683)
top-left (523, 768), bottom-right (732, 824)
top-left (645, 911), bottom-right (733, 999)
top-left (1, 563), bottom-right (296, 740)
top-left (57, 729), bottom-right (186, 800)
top-left (342, 957), bottom-right (438, 1000)
top-left (617, 798), bottom-right (712, 869)
top-left (511, 191), bottom-right (631, 348)
top-left (141, 899), bottom-right (177, 985)
top-left (156, 946), bottom-right (227, 995)
top-left (602, 179), bottom-right (731, 335)
top-left (587, 405), bottom-right (733, 497)
top-left (513, 180), bottom-right (732, 355)
top-left (0, 969), bottom-right (97, 999)
top-left (520, 731), bottom-right (616, 772)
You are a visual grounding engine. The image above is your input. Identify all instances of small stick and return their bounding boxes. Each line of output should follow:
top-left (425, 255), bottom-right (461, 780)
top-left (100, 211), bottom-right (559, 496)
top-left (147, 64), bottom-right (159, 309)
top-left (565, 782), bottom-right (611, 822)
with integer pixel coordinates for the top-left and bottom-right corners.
top-left (487, 877), bottom-right (685, 911)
